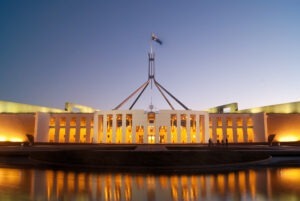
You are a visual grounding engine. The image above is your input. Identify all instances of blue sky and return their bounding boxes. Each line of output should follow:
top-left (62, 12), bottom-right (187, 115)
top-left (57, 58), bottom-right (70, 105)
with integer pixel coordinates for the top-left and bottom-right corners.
top-left (1, 1), bottom-right (300, 111)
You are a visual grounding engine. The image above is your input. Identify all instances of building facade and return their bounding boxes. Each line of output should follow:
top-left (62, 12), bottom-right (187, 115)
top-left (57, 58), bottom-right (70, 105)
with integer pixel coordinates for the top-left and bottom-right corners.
top-left (209, 113), bottom-right (267, 143)
top-left (1, 100), bottom-right (300, 144)
top-left (93, 110), bottom-right (209, 144)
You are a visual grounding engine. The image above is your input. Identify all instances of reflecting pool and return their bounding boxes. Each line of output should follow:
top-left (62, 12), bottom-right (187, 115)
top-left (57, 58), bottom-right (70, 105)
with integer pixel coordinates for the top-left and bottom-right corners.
top-left (0, 167), bottom-right (300, 201)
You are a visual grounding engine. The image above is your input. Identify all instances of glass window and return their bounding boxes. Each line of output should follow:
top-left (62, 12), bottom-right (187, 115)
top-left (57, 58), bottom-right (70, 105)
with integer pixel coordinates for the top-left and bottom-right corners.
top-left (70, 117), bottom-right (77, 126)
top-left (49, 117), bottom-right (55, 127)
top-left (60, 117), bottom-right (66, 126)
top-left (80, 117), bottom-right (86, 126)
top-left (217, 117), bottom-right (222, 127)
top-left (247, 117), bottom-right (253, 127)
top-left (171, 114), bottom-right (177, 127)
top-left (227, 118), bottom-right (232, 127)
top-left (117, 114), bottom-right (122, 127)
top-left (148, 112), bottom-right (155, 124)
top-left (181, 114), bottom-right (186, 127)
top-left (126, 114), bottom-right (132, 127)
top-left (237, 117), bottom-right (243, 127)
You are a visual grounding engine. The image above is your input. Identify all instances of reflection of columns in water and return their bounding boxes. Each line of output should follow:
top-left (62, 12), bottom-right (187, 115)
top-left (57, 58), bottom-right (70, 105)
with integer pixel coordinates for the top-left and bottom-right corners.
top-left (248, 170), bottom-right (257, 199)
top-left (146, 175), bottom-right (156, 201)
top-left (266, 169), bottom-right (273, 201)
top-left (24, 169), bottom-right (272, 200)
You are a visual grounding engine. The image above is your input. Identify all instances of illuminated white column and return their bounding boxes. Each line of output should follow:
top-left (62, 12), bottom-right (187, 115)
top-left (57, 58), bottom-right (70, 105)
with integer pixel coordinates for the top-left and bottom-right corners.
top-left (34, 112), bottom-right (50, 143)
top-left (243, 117), bottom-right (248, 142)
top-left (187, 114), bottom-right (191, 143)
top-left (155, 125), bottom-right (159, 143)
top-left (196, 115), bottom-right (200, 143)
top-left (122, 113), bottom-right (126, 143)
top-left (204, 113), bottom-right (210, 143)
top-left (167, 118), bottom-right (171, 143)
top-left (166, 124), bottom-right (172, 143)
top-left (54, 117), bottom-right (60, 142)
top-left (132, 121), bottom-right (136, 143)
top-left (222, 117), bottom-right (227, 141)
top-left (211, 117), bottom-right (217, 143)
top-left (232, 118), bottom-right (238, 143)
top-left (75, 117), bottom-right (80, 143)
top-left (93, 113), bottom-right (98, 143)
top-left (103, 114), bottom-right (107, 143)
top-left (144, 122), bottom-right (148, 143)
top-left (177, 114), bottom-right (181, 143)
top-left (86, 117), bottom-right (91, 143)
top-left (112, 114), bottom-right (116, 143)
top-left (65, 117), bottom-right (70, 143)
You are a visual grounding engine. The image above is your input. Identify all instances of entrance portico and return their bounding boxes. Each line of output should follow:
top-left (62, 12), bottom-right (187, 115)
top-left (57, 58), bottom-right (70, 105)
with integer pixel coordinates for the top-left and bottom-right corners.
top-left (93, 109), bottom-right (209, 144)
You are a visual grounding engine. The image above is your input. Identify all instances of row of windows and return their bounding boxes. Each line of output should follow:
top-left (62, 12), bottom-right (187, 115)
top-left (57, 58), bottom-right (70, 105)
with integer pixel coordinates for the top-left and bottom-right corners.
top-left (49, 117), bottom-right (94, 127)
top-left (101, 114), bottom-right (205, 128)
top-left (48, 127), bottom-right (94, 143)
top-left (209, 127), bottom-right (254, 143)
top-left (209, 117), bottom-right (253, 127)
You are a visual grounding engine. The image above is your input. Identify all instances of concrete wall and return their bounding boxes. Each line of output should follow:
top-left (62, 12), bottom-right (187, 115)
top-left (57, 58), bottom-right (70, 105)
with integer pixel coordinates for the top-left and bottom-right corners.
top-left (35, 112), bottom-right (50, 142)
top-left (253, 112), bottom-right (268, 142)
top-left (0, 113), bottom-right (35, 141)
top-left (267, 114), bottom-right (300, 142)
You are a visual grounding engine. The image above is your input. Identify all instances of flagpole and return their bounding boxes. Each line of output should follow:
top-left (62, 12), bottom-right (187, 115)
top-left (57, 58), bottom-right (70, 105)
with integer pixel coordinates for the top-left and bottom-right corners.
top-left (113, 33), bottom-right (190, 110)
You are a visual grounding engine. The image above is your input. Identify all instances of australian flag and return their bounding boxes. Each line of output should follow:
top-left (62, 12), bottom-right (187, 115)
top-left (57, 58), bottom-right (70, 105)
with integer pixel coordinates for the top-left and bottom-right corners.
top-left (151, 33), bottom-right (162, 45)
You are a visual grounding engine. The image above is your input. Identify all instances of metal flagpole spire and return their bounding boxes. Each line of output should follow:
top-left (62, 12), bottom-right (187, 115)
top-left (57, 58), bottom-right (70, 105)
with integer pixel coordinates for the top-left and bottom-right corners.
top-left (113, 33), bottom-right (189, 110)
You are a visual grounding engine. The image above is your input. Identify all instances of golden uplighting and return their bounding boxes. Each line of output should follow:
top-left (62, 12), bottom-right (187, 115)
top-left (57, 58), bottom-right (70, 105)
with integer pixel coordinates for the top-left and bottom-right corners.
top-left (278, 135), bottom-right (299, 142)
top-left (0, 135), bottom-right (24, 142)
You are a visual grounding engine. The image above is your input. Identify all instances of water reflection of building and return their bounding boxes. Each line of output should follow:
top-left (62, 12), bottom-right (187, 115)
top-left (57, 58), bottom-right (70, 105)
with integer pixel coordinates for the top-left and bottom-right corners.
top-left (1, 168), bottom-right (300, 201)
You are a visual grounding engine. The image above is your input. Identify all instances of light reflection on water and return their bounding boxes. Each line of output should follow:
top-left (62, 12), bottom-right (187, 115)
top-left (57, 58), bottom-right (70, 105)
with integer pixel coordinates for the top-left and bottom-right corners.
top-left (0, 167), bottom-right (300, 201)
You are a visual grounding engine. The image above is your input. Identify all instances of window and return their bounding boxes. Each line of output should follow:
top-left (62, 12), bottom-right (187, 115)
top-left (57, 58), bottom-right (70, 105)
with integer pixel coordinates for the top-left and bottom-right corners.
top-left (181, 114), bottom-right (186, 127)
top-left (227, 118), bottom-right (232, 127)
top-left (247, 117), bottom-right (253, 127)
top-left (126, 114), bottom-right (132, 126)
top-left (117, 114), bottom-right (122, 127)
top-left (148, 112), bottom-right (155, 124)
top-left (70, 117), bottom-right (76, 126)
top-left (217, 117), bottom-right (222, 127)
top-left (171, 114), bottom-right (177, 127)
top-left (49, 117), bottom-right (55, 127)
top-left (80, 117), bottom-right (86, 126)
top-left (60, 117), bottom-right (66, 126)
top-left (190, 115), bottom-right (196, 130)
top-left (237, 117), bottom-right (243, 127)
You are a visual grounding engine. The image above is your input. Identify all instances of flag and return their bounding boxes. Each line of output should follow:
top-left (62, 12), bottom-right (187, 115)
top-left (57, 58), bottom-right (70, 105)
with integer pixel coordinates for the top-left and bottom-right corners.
top-left (151, 33), bottom-right (162, 45)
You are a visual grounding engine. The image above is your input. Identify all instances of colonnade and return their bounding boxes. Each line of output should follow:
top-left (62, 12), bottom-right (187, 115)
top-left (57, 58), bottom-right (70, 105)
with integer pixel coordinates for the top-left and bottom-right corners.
top-left (93, 110), bottom-right (209, 144)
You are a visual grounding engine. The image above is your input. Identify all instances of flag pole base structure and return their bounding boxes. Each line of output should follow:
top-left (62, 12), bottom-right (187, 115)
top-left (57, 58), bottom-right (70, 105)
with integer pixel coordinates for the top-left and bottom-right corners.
top-left (114, 34), bottom-right (189, 111)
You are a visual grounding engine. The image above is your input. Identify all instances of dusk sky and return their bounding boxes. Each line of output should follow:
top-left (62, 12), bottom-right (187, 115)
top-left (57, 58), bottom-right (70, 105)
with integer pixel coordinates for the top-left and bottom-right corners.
top-left (1, 1), bottom-right (300, 111)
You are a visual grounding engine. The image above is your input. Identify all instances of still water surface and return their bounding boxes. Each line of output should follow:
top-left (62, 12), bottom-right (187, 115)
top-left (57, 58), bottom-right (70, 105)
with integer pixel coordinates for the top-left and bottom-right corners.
top-left (0, 167), bottom-right (300, 201)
